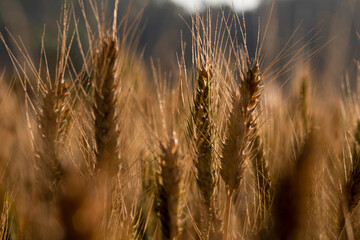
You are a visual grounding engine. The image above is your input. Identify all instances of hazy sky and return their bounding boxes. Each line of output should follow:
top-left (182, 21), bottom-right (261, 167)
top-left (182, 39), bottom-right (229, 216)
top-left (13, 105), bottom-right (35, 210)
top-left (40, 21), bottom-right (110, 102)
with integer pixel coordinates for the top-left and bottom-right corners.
top-left (169, 0), bottom-right (262, 12)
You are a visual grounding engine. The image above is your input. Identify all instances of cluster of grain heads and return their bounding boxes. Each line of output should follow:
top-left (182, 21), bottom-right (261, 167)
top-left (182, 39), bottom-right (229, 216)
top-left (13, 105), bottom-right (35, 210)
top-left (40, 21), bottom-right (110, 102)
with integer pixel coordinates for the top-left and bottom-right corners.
top-left (0, 4), bottom-right (78, 238)
top-left (0, 2), bottom-right (74, 209)
top-left (3, 1), bottom-right (360, 239)
top-left (0, 0), bottom-right (142, 238)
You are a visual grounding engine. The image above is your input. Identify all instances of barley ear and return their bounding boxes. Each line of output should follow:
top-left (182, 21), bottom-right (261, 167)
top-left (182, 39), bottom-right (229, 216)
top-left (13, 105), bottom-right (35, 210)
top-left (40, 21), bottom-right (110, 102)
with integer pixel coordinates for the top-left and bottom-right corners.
top-left (156, 134), bottom-right (184, 240)
top-left (221, 61), bottom-right (262, 240)
top-left (92, 36), bottom-right (121, 176)
top-left (221, 62), bottom-right (261, 193)
top-left (36, 78), bottom-right (70, 201)
top-left (191, 64), bottom-right (217, 237)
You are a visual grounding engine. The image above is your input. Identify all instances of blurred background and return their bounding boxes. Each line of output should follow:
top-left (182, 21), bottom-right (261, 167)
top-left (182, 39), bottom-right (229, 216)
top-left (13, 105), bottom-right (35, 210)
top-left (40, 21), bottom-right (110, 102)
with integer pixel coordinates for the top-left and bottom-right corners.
top-left (0, 0), bottom-right (359, 91)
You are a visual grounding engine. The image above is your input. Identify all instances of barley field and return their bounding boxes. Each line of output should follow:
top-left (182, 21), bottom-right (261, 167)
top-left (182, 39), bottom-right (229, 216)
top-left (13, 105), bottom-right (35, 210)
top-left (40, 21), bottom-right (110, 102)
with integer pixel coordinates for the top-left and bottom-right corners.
top-left (0, 0), bottom-right (360, 239)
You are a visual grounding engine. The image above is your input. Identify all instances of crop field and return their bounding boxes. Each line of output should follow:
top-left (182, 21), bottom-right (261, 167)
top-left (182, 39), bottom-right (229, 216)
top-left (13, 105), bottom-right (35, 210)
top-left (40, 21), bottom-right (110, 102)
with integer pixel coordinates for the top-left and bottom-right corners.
top-left (0, 0), bottom-right (360, 239)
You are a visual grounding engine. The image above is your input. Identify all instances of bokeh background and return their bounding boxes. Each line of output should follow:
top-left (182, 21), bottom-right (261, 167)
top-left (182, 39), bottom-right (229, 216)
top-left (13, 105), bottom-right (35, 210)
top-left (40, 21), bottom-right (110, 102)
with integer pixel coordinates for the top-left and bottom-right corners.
top-left (0, 0), bottom-right (360, 91)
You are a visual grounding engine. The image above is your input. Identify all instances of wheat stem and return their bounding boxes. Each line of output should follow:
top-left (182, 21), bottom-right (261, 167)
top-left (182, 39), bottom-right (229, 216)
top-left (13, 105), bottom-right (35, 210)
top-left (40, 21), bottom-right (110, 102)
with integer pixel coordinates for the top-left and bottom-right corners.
top-left (222, 191), bottom-right (232, 240)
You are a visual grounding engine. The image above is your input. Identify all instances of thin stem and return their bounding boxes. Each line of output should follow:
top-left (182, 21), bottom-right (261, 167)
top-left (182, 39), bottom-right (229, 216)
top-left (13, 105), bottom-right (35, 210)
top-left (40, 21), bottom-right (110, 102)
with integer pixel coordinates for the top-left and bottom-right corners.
top-left (223, 191), bottom-right (233, 240)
